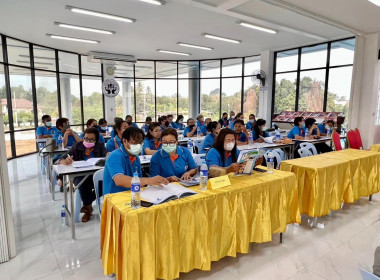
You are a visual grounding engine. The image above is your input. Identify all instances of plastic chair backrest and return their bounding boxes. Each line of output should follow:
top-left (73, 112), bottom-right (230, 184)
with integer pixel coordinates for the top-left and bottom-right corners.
top-left (347, 130), bottom-right (361, 149)
top-left (93, 169), bottom-right (105, 216)
top-left (193, 139), bottom-right (204, 154)
top-left (360, 269), bottom-right (380, 280)
top-left (299, 142), bottom-right (318, 155)
top-left (355, 128), bottom-right (364, 149)
top-left (332, 131), bottom-right (343, 151)
top-left (298, 148), bottom-right (313, 158)
top-left (263, 149), bottom-right (282, 169)
top-left (193, 154), bottom-right (206, 167)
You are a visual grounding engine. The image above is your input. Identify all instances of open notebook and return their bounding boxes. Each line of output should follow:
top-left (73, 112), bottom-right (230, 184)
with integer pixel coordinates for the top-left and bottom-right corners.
top-left (141, 183), bottom-right (198, 205)
top-left (71, 158), bottom-right (105, 168)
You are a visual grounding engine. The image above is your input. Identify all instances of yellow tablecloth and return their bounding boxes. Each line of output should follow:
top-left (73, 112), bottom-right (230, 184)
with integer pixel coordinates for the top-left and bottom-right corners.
top-left (280, 149), bottom-right (380, 217)
top-left (370, 144), bottom-right (380, 152)
top-left (100, 170), bottom-right (300, 280)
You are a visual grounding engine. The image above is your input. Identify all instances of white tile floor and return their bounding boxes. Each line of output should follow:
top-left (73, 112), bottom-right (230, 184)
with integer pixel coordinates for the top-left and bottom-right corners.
top-left (1, 154), bottom-right (380, 280)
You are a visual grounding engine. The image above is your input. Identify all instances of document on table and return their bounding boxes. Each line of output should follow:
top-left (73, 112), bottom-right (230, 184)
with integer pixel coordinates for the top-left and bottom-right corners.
top-left (141, 183), bottom-right (198, 204)
top-left (71, 158), bottom-right (105, 168)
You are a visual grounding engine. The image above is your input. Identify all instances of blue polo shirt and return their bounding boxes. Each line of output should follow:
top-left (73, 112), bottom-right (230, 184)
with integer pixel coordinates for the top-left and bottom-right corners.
top-left (36, 126), bottom-right (59, 137)
top-left (129, 123), bottom-right (138, 128)
top-left (150, 146), bottom-right (197, 178)
top-left (235, 132), bottom-right (247, 142)
top-left (201, 133), bottom-right (215, 154)
top-left (175, 123), bottom-right (185, 130)
top-left (171, 122), bottom-right (179, 129)
top-left (200, 126), bottom-right (208, 135)
top-left (246, 122), bottom-right (254, 130)
top-left (53, 130), bottom-right (77, 147)
top-left (229, 120), bottom-right (235, 130)
top-left (103, 146), bottom-right (142, 195)
top-left (287, 126), bottom-right (305, 139)
top-left (251, 130), bottom-right (269, 141)
top-left (206, 148), bottom-right (240, 168)
top-left (183, 126), bottom-right (194, 137)
top-left (106, 135), bottom-right (123, 152)
top-left (141, 124), bottom-right (149, 134)
top-left (142, 138), bottom-right (162, 155)
top-left (197, 120), bottom-right (206, 128)
top-left (317, 123), bottom-right (327, 134)
top-left (80, 132), bottom-right (105, 143)
top-left (98, 125), bottom-right (109, 134)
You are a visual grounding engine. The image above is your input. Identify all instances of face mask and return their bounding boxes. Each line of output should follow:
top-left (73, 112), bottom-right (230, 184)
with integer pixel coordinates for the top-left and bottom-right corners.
top-left (100, 126), bottom-right (107, 131)
top-left (260, 126), bottom-right (267, 131)
top-left (83, 141), bottom-right (95, 148)
top-left (231, 116), bottom-right (235, 119)
top-left (224, 142), bottom-right (235, 151)
top-left (126, 144), bottom-right (142, 156)
top-left (200, 118), bottom-right (204, 122)
top-left (300, 122), bottom-right (305, 127)
top-left (325, 125), bottom-right (330, 130)
top-left (164, 121), bottom-right (169, 127)
top-left (162, 144), bottom-right (177, 154)
top-left (249, 119), bottom-right (255, 123)
top-left (223, 117), bottom-right (227, 120)
top-left (45, 122), bottom-right (52, 127)
top-left (189, 125), bottom-right (195, 129)
top-left (127, 121), bottom-right (132, 125)
top-left (179, 120), bottom-right (183, 124)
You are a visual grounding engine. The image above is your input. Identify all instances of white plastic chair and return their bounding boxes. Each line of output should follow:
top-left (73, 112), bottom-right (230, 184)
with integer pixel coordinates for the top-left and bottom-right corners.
top-left (298, 148), bottom-right (313, 158)
top-left (263, 150), bottom-right (282, 169)
top-left (193, 154), bottom-right (206, 167)
top-left (300, 142), bottom-right (318, 155)
top-left (93, 169), bottom-right (104, 216)
top-left (193, 139), bottom-right (204, 154)
top-left (360, 269), bottom-right (380, 280)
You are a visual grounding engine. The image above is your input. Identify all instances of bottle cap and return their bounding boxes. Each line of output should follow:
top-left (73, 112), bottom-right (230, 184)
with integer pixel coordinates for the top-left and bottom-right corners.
top-left (133, 172), bottom-right (139, 177)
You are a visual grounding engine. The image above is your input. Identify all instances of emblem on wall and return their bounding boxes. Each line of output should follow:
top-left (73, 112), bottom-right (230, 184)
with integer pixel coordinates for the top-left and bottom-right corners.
top-left (102, 79), bottom-right (120, 98)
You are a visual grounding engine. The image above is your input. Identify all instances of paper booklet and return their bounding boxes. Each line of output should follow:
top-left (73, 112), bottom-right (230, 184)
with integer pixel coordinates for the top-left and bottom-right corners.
top-left (71, 158), bottom-right (105, 168)
top-left (141, 183), bottom-right (198, 205)
top-left (236, 149), bottom-right (258, 175)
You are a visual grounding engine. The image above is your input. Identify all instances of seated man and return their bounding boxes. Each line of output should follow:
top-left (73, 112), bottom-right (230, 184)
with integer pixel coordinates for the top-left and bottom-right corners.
top-left (317, 120), bottom-right (335, 136)
top-left (53, 118), bottom-right (82, 148)
top-left (184, 118), bottom-right (203, 137)
top-left (125, 115), bottom-right (138, 128)
top-left (36, 115), bottom-right (59, 139)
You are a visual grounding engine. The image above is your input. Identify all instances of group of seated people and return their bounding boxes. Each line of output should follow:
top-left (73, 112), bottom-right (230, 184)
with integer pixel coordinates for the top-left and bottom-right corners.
top-left (36, 111), bottom-right (337, 222)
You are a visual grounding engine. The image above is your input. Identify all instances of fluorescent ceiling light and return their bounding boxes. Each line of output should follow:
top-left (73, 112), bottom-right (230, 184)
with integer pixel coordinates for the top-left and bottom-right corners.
top-left (368, 0), bottom-right (380, 6)
top-left (47, 34), bottom-right (99, 44)
top-left (66, 6), bottom-right (135, 22)
top-left (202, 33), bottom-right (241, 44)
top-left (157, 49), bottom-right (191, 56)
top-left (55, 22), bottom-right (114, 35)
top-left (139, 0), bottom-right (165, 5)
top-left (177, 42), bottom-right (213, 51)
top-left (237, 21), bottom-right (277, 34)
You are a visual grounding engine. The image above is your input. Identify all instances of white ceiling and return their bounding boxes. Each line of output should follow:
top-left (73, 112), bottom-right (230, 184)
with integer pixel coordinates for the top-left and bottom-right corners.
top-left (0, 0), bottom-right (377, 60)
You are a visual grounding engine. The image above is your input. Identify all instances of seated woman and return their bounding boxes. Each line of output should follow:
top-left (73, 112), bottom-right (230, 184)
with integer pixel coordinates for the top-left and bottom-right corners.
top-left (81, 119), bottom-right (105, 143)
top-left (184, 118), bottom-right (203, 137)
top-left (174, 115), bottom-right (185, 130)
top-left (106, 120), bottom-right (128, 152)
top-left (141, 117), bottom-right (152, 134)
top-left (205, 128), bottom-right (241, 173)
top-left (317, 120), bottom-right (335, 136)
top-left (53, 118), bottom-right (82, 148)
top-left (125, 115), bottom-right (138, 128)
top-left (305, 118), bottom-right (332, 153)
top-left (200, 121), bottom-right (221, 154)
top-left (158, 115), bottom-right (169, 131)
top-left (103, 127), bottom-right (168, 195)
top-left (59, 128), bottom-right (107, 222)
top-left (246, 114), bottom-right (256, 131)
top-left (230, 112), bottom-right (244, 130)
top-left (98, 118), bottom-right (109, 136)
top-left (251, 119), bottom-right (269, 142)
top-left (142, 122), bottom-right (162, 155)
top-left (287, 117), bottom-right (306, 140)
top-left (233, 119), bottom-right (249, 145)
top-left (150, 128), bottom-right (197, 182)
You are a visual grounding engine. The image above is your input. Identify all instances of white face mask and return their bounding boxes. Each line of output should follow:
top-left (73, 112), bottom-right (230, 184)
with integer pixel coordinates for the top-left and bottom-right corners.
top-left (249, 119), bottom-right (255, 123)
top-left (260, 126), bottom-right (267, 131)
top-left (126, 144), bottom-right (142, 155)
top-left (224, 142), bottom-right (235, 151)
top-left (325, 125), bottom-right (330, 130)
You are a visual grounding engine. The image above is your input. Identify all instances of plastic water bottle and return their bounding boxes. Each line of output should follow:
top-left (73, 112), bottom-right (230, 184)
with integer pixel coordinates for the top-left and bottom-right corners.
top-left (197, 126), bottom-right (201, 138)
top-left (61, 205), bottom-right (66, 226)
top-left (342, 127), bottom-right (346, 136)
top-left (305, 129), bottom-right (310, 138)
top-left (106, 127), bottom-right (109, 137)
top-left (272, 123), bottom-right (276, 130)
top-left (187, 138), bottom-right (193, 154)
top-left (267, 150), bottom-right (274, 174)
top-left (200, 161), bottom-right (208, 191)
top-left (131, 172), bottom-right (141, 209)
top-left (248, 131), bottom-right (254, 146)
top-left (58, 135), bottom-right (63, 149)
top-left (327, 128), bottom-right (331, 137)
top-left (276, 130), bottom-right (281, 142)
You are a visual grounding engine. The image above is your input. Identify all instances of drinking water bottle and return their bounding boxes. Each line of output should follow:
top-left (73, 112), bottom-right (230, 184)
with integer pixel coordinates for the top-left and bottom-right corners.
top-left (197, 126), bottom-right (201, 137)
top-left (131, 172), bottom-right (141, 209)
top-left (327, 128), bottom-right (331, 137)
top-left (276, 130), bottom-right (281, 142)
top-left (267, 150), bottom-right (274, 174)
top-left (305, 129), bottom-right (310, 138)
top-left (61, 205), bottom-right (66, 226)
top-left (200, 161), bottom-right (209, 191)
top-left (248, 131), bottom-right (254, 146)
top-left (187, 139), bottom-right (193, 154)
top-left (272, 123), bottom-right (276, 130)
top-left (58, 135), bottom-right (63, 149)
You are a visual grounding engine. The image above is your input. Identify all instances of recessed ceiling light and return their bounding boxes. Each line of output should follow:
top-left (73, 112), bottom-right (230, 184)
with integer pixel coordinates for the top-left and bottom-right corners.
top-left (139, 0), bottom-right (165, 5)
top-left (66, 6), bottom-right (136, 22)
top-left (55, 22), bottom-right (115, 35)
top-left (157, 49), bottom-right (191, 56)
top-left (202, 33), bottom-right (241, 44)
top-left (46, 34), bottom-right (99, 44)
top-left (177, 42), bottom-right (213, 51)
top-left (237, 21), bottom-right (277, 34)
top-left (368, 0), bottom-right (380, 6)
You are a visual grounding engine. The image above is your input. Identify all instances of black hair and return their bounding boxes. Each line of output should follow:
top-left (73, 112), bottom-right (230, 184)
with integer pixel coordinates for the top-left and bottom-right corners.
top-left (56, 118), bottom-right (69, 129)
top-left (145, 116), bottom-right (152, 122)
top-left (187, 118), bottom-right (194, 125)
top-left (122, 127), bottom-right (144, 143)
top-left (84, 127), bottom-right (100, 143)
top-left (305, 118), bottom-right (316, 129)
top-left (167, 114), bottom-right (173, 119)
top-left (146, 122), bottom-right (161, 140)
top-left (125, 115), bottom-right (133, 121)
top-left (161, 128), bottom-right (178, 141)
top-left (213, 128), bottom-right (237, 167)
top-left (207, 121), bottom-right (219, 133)
top-left (114, 117), bottom-right (123, 123)
top-left (326, 120), bottom-right (334, 125)
top-left (249, 114), bottom-right (255, 118)
top-left (222, 112), bottom-right (228, 117)
top-left (294, 117), bottom-right (303, 127)
top-left (253, 119), bottom-right (266, 139)
top-left (175, 115), bottom-right (184, 123)
top-left (98, 118), bottom-right (107, 126)
top-left (86, 118), bottom-right (96, 128)
top-left (236, 112), bottom-right (243, 119)
top-left (42, 115), bottom-right (50, 122)
top-left (233, 119), bottom-right (244, 126)
top-left (158, 115), bottom-right (167, 124)
top-left (114, 119), bottom-right (127, 133)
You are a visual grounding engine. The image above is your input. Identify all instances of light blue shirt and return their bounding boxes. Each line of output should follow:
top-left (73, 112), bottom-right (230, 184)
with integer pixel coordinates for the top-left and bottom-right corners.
top-left (106, 135), bottom-right (123, 152)
top-left (103, 146), bottom-right (142, 195)
top-left (36, 126), bottom-right (59, 137)
top-left (287, 126), bottom-right (305, 139)
top-left (206, 148), bottom-right (240, 168)
top-left (251, 130), bottom-right (269, 141)
top-left (142, 138), bottom-right (162, 155)
top-left (53, 130), bottom-right (77, 147)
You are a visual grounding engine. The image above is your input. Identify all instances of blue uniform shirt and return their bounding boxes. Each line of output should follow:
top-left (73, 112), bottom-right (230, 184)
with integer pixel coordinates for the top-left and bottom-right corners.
top-left (175, 123), bottom-right (185, 130)
top-left (36, 126), bottom-right (59, 137)
top-left (106, 135), bottom-right (123, 152)
top-left (103, 146), bottom-right (142, 195)
top-left (142, 138), bottom-right (162, 155)
top-left (317, 123), bottom-right (327, 134)
top-left (150, 146), bottom-right (197, 178)
top-left (98, 125), bottom-right (109, 134)
top-left (201, 133), bottom-right (215, 154)
top-left (251, 130), bottom-right (269, 141)
top-left (236, 132), bottom-right (247, 142)
top-left (246, 122), bottom-right (254, 130)
top-left (206, 148), bottom-right (240, 168)
top-left (287, 126), bottom-right (305, 139)
top-left (80, 132), bottom-right (105, 143)
top-left (183, 126), bottom-right (194, 137)
top-left (171, 122), bottom-right (179, 129)
top-left (230, 121), bottom-right (236, 130)
top-left (141, 124), bottom-right (149, 134)
top-left (53, 130), bottom-right (77, 147)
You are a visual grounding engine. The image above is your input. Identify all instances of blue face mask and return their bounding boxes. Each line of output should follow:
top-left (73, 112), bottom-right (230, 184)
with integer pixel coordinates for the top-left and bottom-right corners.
top-left (100, 126), bottom-right (107, 131)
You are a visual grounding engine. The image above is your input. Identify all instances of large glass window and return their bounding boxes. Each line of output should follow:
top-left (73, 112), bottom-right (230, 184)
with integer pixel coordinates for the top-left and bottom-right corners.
top-left (200, 78), bottom-right (220, 119)
top-left (156, 62), bottom-right (177, 78)
top-left (59, 52), bottom-right (79, 74)
top-left (82, 76), bottom-right (103, 122)
top-left (35, 71), bottom-right (59, 126)
top-left (274, 72), bottom-right (297, 113)
top-left (81, 56), bottom-right (101, 76)
top-left (178, 61), bottom-right (199, 79)
top-left (0, 39), bottom-right (3, 62)
top-left (33, 46), bottom-right (56, 71)
top-left (221, 78), bottom-right (241, 116)
top-left (0, 64), bottom-right (8, 131)
top-left (201, 60), bottom-right (220, 78)
top-left (115, 78), bottom-right (135, 121)
top-left (301, 44), bottom-right (327, 70)
top-left (222, 58), bottom-right (242, 77)
top-left (327, 67), bottom-right (352, 117)
top-left (298, 70), bottom-right (326, 112)
top-left (178, 79), bottom-right (190, 119)
top-left (276, 49), bottom-right (298, 73)
top-left (244, 56), bottom-right (260, 76)
top-left (135, 61), bottom-right (154, 78)
top-left (243, 77), bottom-right (260, 118)
top-left (7, 38), bottom-right (30, 67)
top-left (156, 79), bottom-right (177, 119)
top-left (15, 130), bottom-right (36, 156)
top-left (330, 39), bottom-right (355, 67)
top-left (60, 74), bottom-right (81, 125)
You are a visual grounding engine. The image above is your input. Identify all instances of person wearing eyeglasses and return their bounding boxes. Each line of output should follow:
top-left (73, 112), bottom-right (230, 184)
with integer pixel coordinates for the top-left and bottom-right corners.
top-left (36, 115), bottom-right (59, 139)
top-left (80, 119), bottom-right (105, 143)
top-left (53, 118), bottom-right (82, 148)
top-left (59, 128), bottom-right (108, 222)
top-left (150, 128), bottom-right (197, 182)
top-left (106, 120), bottom-right (128, 152)
top-left (103, 127), bottom-right (168, 195)
top-left (142, 122), bottom-right (162, 155)
top-left (201, 121), bottom-right (221, 154)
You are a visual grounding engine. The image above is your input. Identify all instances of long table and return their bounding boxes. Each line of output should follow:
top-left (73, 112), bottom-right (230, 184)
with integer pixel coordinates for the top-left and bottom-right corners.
top-left (100, 170), bottom-right (300, 280)
top-left (280, 149), bottom-right (380, 217)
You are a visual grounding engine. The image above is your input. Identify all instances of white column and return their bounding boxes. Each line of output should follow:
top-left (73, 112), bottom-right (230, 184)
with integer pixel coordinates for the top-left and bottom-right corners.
top-left (102, 64), bottom-right (116, 123)
top-left (122, 80), bottom-right (132, 118)
top-left (189, 68), bottom-right (200, 119)
top-left (259, 51), bottom-right (274, 122)
top-left (60, 75), bottom-right (72, 122)
top-left (350, 33), bottom-right (380, 147)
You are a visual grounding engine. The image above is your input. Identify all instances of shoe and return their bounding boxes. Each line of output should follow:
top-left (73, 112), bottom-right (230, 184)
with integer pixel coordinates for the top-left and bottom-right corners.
top-left (81, 205), bottom-right (93, 223)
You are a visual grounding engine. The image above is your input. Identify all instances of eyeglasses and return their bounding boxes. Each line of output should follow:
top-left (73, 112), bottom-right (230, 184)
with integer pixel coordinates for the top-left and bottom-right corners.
top-left (162, 142), bottom-right (176, 146)
top-left (83, 137), bottom-right (96, 143)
